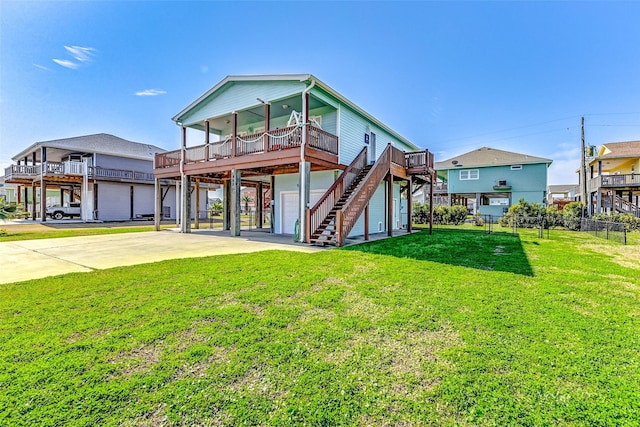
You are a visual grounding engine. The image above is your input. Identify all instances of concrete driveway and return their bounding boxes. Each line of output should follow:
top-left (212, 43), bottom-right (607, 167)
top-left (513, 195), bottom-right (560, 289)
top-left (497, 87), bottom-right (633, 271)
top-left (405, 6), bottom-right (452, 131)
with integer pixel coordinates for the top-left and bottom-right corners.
top-left (0, 229), bottom-right (324, 284)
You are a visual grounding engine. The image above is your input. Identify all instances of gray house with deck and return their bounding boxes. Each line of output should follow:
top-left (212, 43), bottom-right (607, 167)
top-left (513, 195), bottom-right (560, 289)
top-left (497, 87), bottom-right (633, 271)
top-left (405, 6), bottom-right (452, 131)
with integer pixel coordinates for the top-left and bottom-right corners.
top-left (4, 134), bottom-right (207, 222)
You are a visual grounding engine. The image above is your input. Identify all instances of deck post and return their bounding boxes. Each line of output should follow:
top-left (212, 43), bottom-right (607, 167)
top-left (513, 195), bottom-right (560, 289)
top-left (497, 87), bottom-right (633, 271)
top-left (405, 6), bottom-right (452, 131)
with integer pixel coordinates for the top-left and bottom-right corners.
top-left (264, 103), bottom-right (270, 150)
top-left (298, 161), bottom-right (310, 242)
top-left (223, 180), bottom-right (230, 231)
top-left (364, 204), bottom-right (369, 241)
top-left (407, 177), bottom-right (412, 233)
top-left (23, 186), bottom-right (28, 212)
top-left (32, 184), bottom-right (36, 220)
top-left (429, 171), bottom-right (435, 235)
top-left (231, 112), bottom-right (238, 157)
top-left (194, 178), bottom-right (200, 229)
top-left (387, 175), bottom-right (393, 237)
top-left (154, 177), bottom-right (161, 231)
top-left (256, 181), bottom-right (263, 229)
top-left (175, 180), bottom-right (181, 227)
top-left (204, 120), bottom-right (210, 160)
top-left (180, 175), bottom-right (191, 233)
top-left (40, 146), bottom-right (47, 222)
top-left (270, 175), bottom-right (275, 233)
top-left (230, 169), bottom-right (241, 236)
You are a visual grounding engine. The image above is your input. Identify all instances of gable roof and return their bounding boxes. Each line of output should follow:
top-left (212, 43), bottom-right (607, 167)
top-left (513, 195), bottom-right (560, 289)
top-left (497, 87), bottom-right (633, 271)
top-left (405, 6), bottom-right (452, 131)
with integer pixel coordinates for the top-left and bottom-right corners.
top-left (597, 140), bottom-right (640, 159)
top-left (435, 147), bottom-right (552, 170)
top-left (173, 74), bottom-right (420, 151)
top-left (12, 134), bottom-right (166, 162)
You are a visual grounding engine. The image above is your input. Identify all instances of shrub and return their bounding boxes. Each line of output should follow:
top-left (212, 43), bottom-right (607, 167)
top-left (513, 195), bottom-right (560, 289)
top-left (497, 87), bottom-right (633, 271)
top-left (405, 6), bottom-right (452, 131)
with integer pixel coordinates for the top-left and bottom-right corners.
top-left (592, 212), bottom-right (640, 231)
top-left (498, 199), bottom-right (565, 229)
top-left (562, 202), bottom-right (585, 231)
top-left (412, 203), bottom-right (431, 224)
top-left (431, 205), bottom-right (469, 225)
top-left (447, 205), bottom-right (470, 225)
top-left (433, 205), bottom-right (448, 225)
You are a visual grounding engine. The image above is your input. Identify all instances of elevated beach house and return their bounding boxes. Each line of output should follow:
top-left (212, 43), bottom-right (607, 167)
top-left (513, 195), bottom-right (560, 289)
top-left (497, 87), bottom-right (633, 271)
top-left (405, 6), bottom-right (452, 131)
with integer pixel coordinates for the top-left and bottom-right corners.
top-left (4, 134), bottom-right (207, 222)
top-left (585, 140), bottom-right (640, 217)
top-left (434, 147), bottom-right (552, 218)
top-left (153, 74), bottom-right (435, 245)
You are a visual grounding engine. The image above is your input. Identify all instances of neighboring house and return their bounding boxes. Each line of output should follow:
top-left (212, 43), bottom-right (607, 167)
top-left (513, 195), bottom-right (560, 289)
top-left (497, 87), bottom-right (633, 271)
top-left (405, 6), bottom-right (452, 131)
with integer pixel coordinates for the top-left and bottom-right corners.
top-left (0, 177), bottom-right (17, 204)
top-left (585, 140), bottom-right (640, 217)
top-left (154, 74), bottom-right (435, 245)
top-left (547, 184), bottom-right (579, 209)
top-left (434, 147), bottom-right (552, 218)
top-left (3, 133), bottom-right (207, 222)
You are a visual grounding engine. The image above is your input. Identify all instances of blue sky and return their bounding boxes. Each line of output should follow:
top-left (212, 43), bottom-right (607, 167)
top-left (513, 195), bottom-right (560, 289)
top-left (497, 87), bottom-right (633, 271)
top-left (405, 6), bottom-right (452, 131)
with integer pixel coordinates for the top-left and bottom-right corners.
top-left (1, 1), bottom-right (639, 185)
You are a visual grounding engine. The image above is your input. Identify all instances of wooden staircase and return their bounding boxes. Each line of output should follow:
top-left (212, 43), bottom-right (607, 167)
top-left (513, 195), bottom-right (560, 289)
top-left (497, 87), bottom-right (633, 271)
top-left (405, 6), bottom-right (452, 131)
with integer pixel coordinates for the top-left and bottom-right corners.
top-left (613, 195), bottom-right (640, 217)
top-left (309, 164), bottom-right (373, 245)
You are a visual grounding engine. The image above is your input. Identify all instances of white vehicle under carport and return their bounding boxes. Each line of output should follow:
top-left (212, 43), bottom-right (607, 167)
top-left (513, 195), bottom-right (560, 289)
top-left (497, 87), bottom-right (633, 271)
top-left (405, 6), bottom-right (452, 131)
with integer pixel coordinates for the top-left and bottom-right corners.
top-left (47, 202), bottom-right (82, 220)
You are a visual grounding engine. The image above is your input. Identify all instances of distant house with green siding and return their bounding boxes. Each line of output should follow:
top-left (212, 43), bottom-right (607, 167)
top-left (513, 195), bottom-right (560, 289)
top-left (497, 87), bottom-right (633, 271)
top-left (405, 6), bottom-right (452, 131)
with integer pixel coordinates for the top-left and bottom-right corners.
top-left (434, 147), bottom-right (552, 218)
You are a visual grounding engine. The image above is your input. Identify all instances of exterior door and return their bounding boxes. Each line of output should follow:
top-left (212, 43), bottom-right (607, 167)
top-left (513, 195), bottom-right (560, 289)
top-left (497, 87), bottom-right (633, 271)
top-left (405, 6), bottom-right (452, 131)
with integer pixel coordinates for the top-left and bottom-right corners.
top-left (368, 132), bottom-right (377, 164)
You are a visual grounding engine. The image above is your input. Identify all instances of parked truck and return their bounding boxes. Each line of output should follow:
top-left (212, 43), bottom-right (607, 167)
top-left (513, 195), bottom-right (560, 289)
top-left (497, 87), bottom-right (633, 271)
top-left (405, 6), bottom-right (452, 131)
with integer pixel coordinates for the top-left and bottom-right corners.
top-left (47, 202), bottom-right (81, 220)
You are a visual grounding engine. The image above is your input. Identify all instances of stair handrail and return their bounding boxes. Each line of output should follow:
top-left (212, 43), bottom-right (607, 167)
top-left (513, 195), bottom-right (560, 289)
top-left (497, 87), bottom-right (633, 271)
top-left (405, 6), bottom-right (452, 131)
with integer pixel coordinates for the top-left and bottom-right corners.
top-left (614, 195), bottom-right (640, 217)
top-left (336, 143), bottom-right (398, 246)
top-left (306, 147), bottom-right (368, 242)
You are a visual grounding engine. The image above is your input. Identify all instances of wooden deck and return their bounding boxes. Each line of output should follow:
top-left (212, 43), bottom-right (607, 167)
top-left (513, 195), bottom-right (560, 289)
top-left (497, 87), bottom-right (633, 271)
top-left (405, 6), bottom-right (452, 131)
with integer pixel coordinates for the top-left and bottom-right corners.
top-left (154, 125), bottom-right (341, 179)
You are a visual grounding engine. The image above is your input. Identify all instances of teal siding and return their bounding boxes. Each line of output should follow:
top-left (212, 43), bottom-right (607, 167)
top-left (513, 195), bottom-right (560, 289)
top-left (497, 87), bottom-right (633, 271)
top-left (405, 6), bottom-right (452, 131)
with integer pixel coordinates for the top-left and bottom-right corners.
top-left (446, 163), bottom-right (548, 217)
top-left (180, 81), bottom-right (305, 125)
top-left (339, 106), bottom-right (415, 165)
top-left (449, 163), bottom-right (547, 194)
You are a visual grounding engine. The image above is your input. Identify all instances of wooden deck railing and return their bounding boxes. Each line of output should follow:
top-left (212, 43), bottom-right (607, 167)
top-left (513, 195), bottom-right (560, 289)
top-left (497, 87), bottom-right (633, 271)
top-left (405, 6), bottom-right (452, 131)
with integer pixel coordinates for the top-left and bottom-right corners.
top-left (590, 173), bottom-right (640, 189)
top-left (4, 164), bottom-right (39, 179)
top-left (89, 167), bottom-right (155, 182)
top-left (336, 144), bottom-right (400, 246)
top-left (155, 125), bottom-right (338, 169)
top-left (405, 150), bottom-right (434, 172)
top-left (307, 147), bottom-right (368, 242)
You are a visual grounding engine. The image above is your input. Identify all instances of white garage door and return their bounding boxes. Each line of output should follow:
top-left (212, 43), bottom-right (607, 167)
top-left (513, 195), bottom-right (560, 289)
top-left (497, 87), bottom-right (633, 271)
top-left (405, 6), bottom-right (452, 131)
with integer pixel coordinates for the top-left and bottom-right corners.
top-left (281, 190), bottom-right (325, 234)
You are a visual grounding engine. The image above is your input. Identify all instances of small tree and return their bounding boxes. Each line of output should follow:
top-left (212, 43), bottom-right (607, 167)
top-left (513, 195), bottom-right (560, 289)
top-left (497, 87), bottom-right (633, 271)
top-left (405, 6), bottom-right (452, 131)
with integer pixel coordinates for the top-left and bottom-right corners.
top-left (241, 194), bottom-right (252, 214)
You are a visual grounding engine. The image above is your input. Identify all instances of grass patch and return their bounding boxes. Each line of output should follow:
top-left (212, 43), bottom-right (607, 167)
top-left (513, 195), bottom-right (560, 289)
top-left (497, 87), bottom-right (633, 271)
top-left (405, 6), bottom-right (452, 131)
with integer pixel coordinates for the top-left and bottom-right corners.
top-left (0, 223), bottom-right (175, 242)
top-left (1, 229), bottom-right (639, 425)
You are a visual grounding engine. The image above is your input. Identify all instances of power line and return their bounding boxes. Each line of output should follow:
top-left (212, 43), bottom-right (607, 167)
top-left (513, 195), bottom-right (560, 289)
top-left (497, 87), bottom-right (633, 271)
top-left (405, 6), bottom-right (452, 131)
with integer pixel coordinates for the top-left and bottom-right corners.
top-left (440, 115), bottom-right (581, 143)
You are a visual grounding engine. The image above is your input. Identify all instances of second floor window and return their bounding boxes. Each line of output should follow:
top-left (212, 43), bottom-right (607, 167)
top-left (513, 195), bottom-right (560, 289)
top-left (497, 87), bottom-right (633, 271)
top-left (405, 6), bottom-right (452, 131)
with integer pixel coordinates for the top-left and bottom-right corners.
top-left (460, 169), bottom-right (479, 180)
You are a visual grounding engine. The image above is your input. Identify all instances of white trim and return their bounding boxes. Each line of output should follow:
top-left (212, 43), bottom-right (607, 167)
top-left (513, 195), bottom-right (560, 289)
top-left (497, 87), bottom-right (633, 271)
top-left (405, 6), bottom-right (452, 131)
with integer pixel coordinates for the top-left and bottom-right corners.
top-left (460, 169), bottom-right (479, 180)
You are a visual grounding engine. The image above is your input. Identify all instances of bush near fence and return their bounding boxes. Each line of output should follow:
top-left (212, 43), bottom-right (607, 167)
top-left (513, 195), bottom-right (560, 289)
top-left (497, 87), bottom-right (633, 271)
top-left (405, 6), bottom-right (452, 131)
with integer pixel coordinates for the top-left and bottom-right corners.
top-left (412, 203), bottom-right (469, 225)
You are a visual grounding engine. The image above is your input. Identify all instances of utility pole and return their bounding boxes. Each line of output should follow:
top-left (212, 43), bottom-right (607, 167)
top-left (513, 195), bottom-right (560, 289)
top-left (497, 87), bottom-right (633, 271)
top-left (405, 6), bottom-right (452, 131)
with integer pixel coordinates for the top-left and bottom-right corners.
top-left (580, 116), bottom-right (588, 217)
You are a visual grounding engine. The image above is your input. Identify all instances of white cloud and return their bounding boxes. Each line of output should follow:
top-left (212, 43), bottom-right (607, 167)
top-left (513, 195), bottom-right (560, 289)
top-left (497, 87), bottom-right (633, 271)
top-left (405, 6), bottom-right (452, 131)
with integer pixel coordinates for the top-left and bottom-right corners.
top-left (52, 59), bottom-right (80, 69)
top-left (135, 89), bottom-right (167, 96)
top-left (33, 64), bottom-right (50, 71)
top-left (52, 45), bottom-right (96, 69)
top-left (64, 45), bottom-right (95, 62)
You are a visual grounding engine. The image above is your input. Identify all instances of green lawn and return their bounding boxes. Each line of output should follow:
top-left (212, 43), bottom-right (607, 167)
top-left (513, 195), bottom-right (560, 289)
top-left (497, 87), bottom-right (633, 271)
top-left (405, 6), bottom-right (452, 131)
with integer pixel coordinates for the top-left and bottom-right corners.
top-left (1, 228), bottom-right (639, 426)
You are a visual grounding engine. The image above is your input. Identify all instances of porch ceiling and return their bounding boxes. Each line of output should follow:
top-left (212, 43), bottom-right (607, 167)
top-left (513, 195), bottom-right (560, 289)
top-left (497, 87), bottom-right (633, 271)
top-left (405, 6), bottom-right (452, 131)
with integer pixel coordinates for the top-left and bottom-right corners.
top-left (188, 94), bottom-right (329, 132)
top-left (15, 147), bottom-right (91, 163)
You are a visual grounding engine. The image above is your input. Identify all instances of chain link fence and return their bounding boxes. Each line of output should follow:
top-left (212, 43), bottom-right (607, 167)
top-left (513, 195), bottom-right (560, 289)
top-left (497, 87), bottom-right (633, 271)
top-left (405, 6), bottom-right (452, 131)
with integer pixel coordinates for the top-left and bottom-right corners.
top-left (580, 218), bottom-right (627, 245)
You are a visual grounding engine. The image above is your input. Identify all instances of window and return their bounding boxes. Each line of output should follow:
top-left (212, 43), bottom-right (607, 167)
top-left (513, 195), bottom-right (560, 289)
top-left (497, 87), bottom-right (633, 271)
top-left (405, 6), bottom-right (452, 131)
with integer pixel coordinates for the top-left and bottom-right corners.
top-left (510, 165), bottom-right (523, 170)
top-left (460, 169), bottom-right (479, 180)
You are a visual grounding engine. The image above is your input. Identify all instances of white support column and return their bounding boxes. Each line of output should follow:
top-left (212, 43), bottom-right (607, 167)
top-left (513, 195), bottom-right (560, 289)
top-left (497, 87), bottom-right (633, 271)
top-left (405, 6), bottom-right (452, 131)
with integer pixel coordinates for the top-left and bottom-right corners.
top-left (230, 169), bottom-right (241, 236)
top-left (298, 161), bottom-right (310, 242)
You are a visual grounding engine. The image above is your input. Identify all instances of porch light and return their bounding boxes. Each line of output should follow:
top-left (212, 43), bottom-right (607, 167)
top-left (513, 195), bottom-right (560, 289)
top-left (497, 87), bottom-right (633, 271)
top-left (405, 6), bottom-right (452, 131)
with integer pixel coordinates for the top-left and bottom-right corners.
top-left (282, 104), bottom-right (289, 109)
